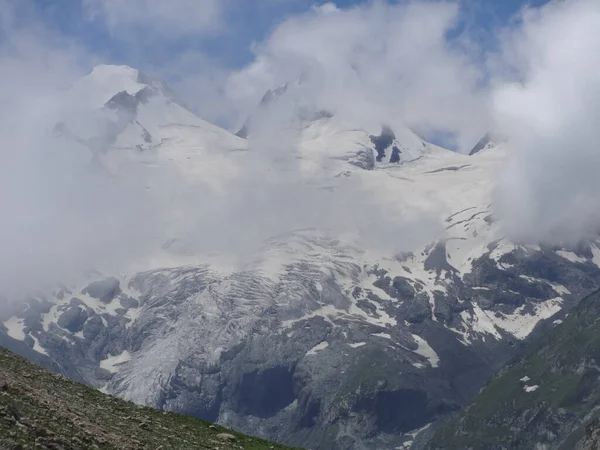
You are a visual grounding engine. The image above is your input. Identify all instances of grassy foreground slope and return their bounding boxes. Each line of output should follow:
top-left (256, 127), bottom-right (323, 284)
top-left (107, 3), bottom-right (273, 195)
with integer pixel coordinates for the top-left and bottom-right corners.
top-left (0, 346), bottom-right (298, 450)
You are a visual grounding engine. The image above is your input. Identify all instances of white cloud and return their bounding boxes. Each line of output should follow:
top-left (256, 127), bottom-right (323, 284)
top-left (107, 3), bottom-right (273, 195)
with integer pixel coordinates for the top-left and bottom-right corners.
top-left (491, 0), bottom-right (600, 244)
top-left (3, 0), bottom-right (600, 305)
top-left (159, 50), bottom-right (236, 128)
top-left (0, 3), bottom-right (166, 299)
top-left (0, 0), bottom-right (441, 303)
top-left (221, 0), bottom-right (600, 244)
top-left (225, 0), bottom-right (491, 151)
top-left (84, 0), bottom-right (223, 36)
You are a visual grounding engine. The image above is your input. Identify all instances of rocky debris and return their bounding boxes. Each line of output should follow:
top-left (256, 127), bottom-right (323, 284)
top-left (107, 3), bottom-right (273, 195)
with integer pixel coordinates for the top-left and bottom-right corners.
top-left (0, 440), bottom-right (21, 450)
top-left (217, 433), bottom-right (236, 441)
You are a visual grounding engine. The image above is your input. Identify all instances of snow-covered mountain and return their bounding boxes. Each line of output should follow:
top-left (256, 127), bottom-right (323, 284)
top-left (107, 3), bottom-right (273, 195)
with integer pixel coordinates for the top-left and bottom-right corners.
top-left (3, 65), bottom-right (600, 450)
top-left (56, 64), bottom-right (246, 189)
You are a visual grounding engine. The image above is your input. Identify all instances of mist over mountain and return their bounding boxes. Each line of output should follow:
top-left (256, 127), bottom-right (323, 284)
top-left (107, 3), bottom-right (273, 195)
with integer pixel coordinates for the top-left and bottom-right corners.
top-left (2, 1), bottom-right (600, 449)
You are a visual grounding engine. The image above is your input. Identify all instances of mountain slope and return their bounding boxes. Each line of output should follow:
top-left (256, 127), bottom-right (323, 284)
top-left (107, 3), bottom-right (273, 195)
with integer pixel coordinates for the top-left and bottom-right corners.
top-left (0, 345), bottom-right (296, 450)
top-left (574, 418), bottom-right (600, 449)
top-left (55, 64), bottom-right (246, 199)
top-left (4, 65), bottom-right (600, 450)
top-left (428, 287), bottom-right (600, 450)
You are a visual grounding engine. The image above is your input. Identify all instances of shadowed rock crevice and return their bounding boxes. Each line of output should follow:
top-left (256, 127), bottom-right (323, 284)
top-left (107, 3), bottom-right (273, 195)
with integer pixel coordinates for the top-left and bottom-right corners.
top-left (232, 365), bottom-right (297, 418)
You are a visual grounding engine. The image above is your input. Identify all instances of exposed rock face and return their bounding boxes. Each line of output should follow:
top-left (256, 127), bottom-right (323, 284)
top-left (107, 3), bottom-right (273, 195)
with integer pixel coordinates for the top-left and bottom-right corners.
top-left (369, 126), bottom-right (422, 165)
top-left (469, 132), bottom-right (495, 155)
top-left (57, 306), bottom-right (88, 333)
top-left (370, 126), bottom-right (396, 162)
top-left (82, 278), bottom-right (121, 304)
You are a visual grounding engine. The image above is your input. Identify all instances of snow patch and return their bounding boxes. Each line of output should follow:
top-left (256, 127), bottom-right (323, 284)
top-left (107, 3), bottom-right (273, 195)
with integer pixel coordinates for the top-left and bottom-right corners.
top-left (42, 305), bottom-right (61, 332)
top-left (456, 298), bottom-right (562, 343)
top-left (306, 341), bottom-right (329, 356)
top-left (520, 275), bottom-right (571, 295)
top-left (490, 298), bottom-right (563, 340)
top-left (100, 350), bottom-right (132, 373)
top-left (372, 332), bottom-right (392, 340)
top-left (490, 240), bottom-right (516, 262)
top-left (556, 250), bottom-right (586, 264)
top-left (31, 335), bottom-right (47, 355)
top-left (400, 422), bottom-right (432, 448)
top-left (280, 305), bottom-right (341, 329)
top-left (348, 342), bottom-right (366, 348)
top-left (3, 317), bottom-right (25, 341)
top-left (125, 307), bottom-right (143, 325)
top-left (411, 334), bottom-right (440, 368)
top-left (591, 245), bottom-right (600, 268)
top-left (459, 304), bottom-right (502, 343)
top-left (548, 282), bottom-right (570, 295)
top-left (524, 385), bottom-right (539, 393)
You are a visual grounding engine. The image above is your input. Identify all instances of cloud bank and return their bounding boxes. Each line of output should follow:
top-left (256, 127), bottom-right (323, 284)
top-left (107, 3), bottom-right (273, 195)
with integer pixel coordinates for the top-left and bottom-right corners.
top-left (0, 3), bottom-right (164, 299)
top-left (225, 1), bottom-right (490, 151)
top-left (2, 0), bottom-right (600, 300)
top-left (491, 0), bottom-right (600, 244)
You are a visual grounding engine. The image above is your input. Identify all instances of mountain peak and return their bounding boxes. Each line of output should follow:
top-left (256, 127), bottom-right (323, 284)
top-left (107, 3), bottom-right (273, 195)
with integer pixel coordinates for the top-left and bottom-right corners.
top-left (468, 132), bottom-right (507, 156)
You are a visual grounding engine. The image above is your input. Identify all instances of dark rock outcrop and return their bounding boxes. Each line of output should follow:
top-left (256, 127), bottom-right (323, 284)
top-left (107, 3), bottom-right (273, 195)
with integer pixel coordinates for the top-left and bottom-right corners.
top-left (82, 278), bottom-right (120, 304)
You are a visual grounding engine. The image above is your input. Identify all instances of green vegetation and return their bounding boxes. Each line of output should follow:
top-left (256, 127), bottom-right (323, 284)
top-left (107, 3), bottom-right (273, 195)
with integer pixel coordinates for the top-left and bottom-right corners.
top-left (428, 288), bottom-right (600, 450)
top-left (0, 346), bottom-right (299, 450)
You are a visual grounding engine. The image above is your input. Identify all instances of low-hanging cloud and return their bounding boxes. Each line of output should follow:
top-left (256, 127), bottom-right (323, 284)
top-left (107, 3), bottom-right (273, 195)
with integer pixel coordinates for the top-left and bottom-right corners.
top-left (0, 0), bottom-right (445, 304)
top-left (148, 0), bottom-right (600, 248)
top-left (225, 1), bottom-right (491, 152)
top-left (0, 5), bottom-right (166, 300)
top-left (4, 0), bottom-right (600, 304)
